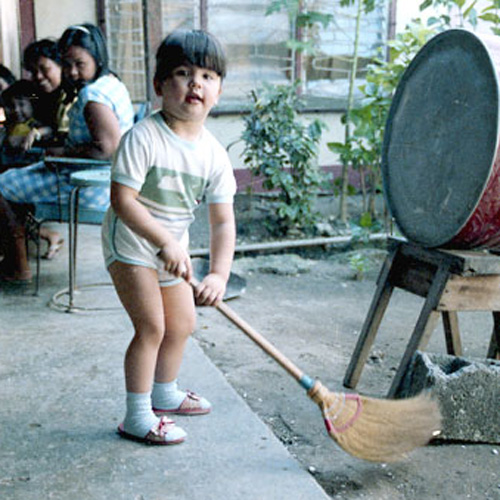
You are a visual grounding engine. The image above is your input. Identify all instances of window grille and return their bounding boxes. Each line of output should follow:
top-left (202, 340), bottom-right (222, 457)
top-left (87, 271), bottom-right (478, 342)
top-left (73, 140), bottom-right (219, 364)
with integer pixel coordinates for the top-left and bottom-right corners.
top-left (104, 0), bottom-right (388, 108)
top-left (104, 0), bottom-right (147, 103)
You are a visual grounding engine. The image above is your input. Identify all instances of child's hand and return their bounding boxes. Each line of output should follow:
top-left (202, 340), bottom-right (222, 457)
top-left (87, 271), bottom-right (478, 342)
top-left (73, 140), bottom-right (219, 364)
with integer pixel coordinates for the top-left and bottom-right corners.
top-left (194, 273), bottom-right (226, 306)
top-left (22, 129), bottom-right (39, 151)
top-left (157, 241), bottom-right (192, 281)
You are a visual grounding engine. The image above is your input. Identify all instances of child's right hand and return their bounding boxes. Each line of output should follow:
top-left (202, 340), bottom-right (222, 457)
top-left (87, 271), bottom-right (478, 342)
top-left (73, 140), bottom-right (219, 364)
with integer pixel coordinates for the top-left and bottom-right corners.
top-left (21, 128), bottom-right (39, 151)
top-left (157, 241), bottom-right (192, 281)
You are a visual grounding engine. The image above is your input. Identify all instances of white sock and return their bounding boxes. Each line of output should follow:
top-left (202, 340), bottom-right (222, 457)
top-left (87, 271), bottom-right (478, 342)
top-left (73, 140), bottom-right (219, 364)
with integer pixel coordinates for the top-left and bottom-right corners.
top-left (152, 380), bottom-right (186, 410)
top-left (123, 392), bottom-right (159, 437)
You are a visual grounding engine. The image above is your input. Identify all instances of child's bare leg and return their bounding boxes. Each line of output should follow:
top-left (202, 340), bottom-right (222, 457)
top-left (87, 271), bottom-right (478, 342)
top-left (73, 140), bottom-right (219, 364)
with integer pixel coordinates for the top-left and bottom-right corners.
top-left (152, 280), bottom-right (211, 415)
top-left (109, 262), bottom-right (165, 392)
top-left (155, 280), bottom-right (196, 382)
top-left (109, 261), bottom-right (186, 442)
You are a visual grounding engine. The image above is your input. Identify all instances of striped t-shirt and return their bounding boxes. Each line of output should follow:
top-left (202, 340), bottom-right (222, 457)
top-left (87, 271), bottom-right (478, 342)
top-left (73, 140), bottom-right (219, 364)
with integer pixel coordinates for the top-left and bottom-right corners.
top-left (110, 110), bottom-right (236, 243)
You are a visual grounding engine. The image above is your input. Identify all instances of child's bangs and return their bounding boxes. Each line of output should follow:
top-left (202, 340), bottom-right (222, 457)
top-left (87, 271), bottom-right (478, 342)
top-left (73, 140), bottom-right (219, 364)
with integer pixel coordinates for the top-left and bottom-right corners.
top-left (156, 30), bottom-right (226, 81)
top-left (182, 31), bottom-right (226, 77)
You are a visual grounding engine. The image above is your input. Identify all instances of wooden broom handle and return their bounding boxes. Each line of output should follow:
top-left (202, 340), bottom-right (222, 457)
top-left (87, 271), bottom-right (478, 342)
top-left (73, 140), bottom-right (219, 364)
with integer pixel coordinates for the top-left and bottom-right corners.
top-left (190, 278), bottom-right (305, 383)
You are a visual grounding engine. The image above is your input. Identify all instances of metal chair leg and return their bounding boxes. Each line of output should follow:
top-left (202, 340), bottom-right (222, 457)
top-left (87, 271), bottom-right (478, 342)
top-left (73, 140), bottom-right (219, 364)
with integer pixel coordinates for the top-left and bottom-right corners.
top-left (25, 212), bottom-right (42, 296)
top-left (34, 223), bottom-right (42, 296)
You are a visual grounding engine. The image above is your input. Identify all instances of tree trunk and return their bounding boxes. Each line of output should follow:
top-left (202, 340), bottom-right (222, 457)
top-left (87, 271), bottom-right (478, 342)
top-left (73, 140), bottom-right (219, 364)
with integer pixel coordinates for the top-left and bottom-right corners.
top-left (339, 0), bottom-right (363, 223)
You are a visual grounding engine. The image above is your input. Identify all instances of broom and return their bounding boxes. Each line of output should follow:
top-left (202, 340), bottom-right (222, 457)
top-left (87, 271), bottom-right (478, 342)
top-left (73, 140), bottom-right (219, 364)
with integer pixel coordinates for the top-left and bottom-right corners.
top-left (190, 278), bottom-right (442, 463)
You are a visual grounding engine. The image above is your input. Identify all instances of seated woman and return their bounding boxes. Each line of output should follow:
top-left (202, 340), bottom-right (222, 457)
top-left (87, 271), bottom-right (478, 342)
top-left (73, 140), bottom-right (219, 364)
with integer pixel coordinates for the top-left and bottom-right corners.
top-left (23, 38), bottom-right (76, 149)
top-left (20, 38), bottom-right (76, 259)
top-left (0, 24), bottom-right (134, 282)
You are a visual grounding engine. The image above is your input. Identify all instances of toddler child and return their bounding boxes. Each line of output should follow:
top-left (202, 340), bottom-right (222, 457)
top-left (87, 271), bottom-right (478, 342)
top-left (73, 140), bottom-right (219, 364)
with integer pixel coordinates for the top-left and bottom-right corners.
top-left (0, 80), bottom-right (48, 159)
top-left (102, 29), bottom-right (236, 444)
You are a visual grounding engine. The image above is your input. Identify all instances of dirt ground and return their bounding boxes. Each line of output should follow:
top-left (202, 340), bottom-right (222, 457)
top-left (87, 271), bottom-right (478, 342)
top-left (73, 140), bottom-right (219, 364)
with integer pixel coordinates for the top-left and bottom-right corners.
top-left (190, 194), bottom-right (500, 500)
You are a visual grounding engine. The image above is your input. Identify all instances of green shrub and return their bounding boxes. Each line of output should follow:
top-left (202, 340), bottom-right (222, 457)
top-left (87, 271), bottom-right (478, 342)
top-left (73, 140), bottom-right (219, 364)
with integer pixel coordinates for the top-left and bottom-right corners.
top-left (241, 82), bottom-right (327, 235)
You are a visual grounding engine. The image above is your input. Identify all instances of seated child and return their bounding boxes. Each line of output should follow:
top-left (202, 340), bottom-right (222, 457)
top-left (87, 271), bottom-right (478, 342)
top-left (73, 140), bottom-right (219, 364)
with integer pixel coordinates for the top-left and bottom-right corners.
top-left (0, 79), bottom-right (65, 259)
top-left (0, 80), bottom-right (55, 168)
top-left (1, 80), bottom-right (47, 153)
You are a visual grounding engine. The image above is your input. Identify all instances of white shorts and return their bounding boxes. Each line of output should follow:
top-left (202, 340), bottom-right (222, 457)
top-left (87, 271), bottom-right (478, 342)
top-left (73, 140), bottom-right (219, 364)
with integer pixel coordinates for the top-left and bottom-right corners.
top-left (101, 208), bottom-right (188, 287)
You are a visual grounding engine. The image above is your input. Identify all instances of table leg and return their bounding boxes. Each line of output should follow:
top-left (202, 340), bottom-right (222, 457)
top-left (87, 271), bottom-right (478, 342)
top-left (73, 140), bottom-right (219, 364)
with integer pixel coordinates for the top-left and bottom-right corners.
top-left (68, 186), bottom-right (80, 311)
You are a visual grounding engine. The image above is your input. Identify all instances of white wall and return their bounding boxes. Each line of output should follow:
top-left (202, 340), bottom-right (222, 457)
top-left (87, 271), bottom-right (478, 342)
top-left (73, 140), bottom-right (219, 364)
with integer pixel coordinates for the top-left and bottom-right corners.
top-left (34, 0), bottom-right (97, 40)
top-left (206, 111), bottom-right (342, 171)
top-left (0, 0), bottom-right (21, 76)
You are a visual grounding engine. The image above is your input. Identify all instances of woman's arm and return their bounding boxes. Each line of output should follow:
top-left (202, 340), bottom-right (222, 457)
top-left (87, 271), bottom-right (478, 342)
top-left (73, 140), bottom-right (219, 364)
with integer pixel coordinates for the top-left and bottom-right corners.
top-left (110, 181), bottom-right (193, 280)
top-left (65, 101), bottom-right (122, 160)
top-left (194, 202), bottom-right (236, 306)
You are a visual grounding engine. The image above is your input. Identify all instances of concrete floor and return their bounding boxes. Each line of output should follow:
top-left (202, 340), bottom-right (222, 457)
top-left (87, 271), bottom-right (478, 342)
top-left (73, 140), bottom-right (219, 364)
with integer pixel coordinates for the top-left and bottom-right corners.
top-left (0, 223), bottom-right (329, 500)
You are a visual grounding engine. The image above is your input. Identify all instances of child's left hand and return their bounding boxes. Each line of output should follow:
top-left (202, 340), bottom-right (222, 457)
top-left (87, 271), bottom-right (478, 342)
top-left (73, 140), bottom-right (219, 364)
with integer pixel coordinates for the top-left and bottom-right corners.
top-left (193, 273), bottom-right (227, 306)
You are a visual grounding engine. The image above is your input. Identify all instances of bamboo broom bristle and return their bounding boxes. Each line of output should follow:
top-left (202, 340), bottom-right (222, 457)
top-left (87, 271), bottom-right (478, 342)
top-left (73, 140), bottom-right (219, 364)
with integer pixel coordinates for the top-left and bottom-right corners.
top-left (196, 285), bottom-right (442, 463)
top-left (308, 381), bottom-right (442, 462)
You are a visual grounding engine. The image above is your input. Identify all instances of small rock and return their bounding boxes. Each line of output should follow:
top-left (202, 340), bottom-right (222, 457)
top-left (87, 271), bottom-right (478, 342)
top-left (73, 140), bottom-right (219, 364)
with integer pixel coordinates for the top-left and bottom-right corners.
top-left (315, 222), bottom-right (336, 236)
top-left (368, 350), bottom-right (385, 365)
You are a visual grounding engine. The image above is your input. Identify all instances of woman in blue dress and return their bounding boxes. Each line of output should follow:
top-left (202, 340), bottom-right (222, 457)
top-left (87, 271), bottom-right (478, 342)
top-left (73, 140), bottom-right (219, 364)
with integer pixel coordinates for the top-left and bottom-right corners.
top-left (0, 23), bottom-right (134, 282)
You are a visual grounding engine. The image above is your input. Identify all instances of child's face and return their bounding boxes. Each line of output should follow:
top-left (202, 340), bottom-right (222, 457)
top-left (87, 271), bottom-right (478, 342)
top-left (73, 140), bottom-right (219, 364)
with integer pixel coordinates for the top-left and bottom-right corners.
top-left (62, 46), bottom-right (97, 88)
top-left (5, 97), bottom-right (34, 123)
top-left (28, 56), bottom-right (62, 94)
top-left (154, 64), bottom-right (222, 125)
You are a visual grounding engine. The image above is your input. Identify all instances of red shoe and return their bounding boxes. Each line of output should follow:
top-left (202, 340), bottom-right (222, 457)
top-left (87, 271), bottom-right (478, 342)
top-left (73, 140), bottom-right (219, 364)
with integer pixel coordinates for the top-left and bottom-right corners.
top-left (117, 416), bottom-right (186, 445)
top-left (154, 391), bottom-right (212, 416)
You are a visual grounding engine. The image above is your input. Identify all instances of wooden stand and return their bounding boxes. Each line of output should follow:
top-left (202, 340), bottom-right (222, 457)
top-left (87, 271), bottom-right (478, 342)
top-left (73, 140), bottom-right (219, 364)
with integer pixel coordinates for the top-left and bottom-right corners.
top-left (344, 238), bottom-right (500, 397)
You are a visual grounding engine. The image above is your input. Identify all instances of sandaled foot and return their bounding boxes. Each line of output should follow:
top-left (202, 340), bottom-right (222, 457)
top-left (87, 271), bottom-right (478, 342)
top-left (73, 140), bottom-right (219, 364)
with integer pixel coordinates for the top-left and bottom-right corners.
top-left (154, 391), bottom-right (212, 416)
top-left (117, 416), bottom-right (186, 445)
top-left (42, 238), bottom-right (64, 260)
